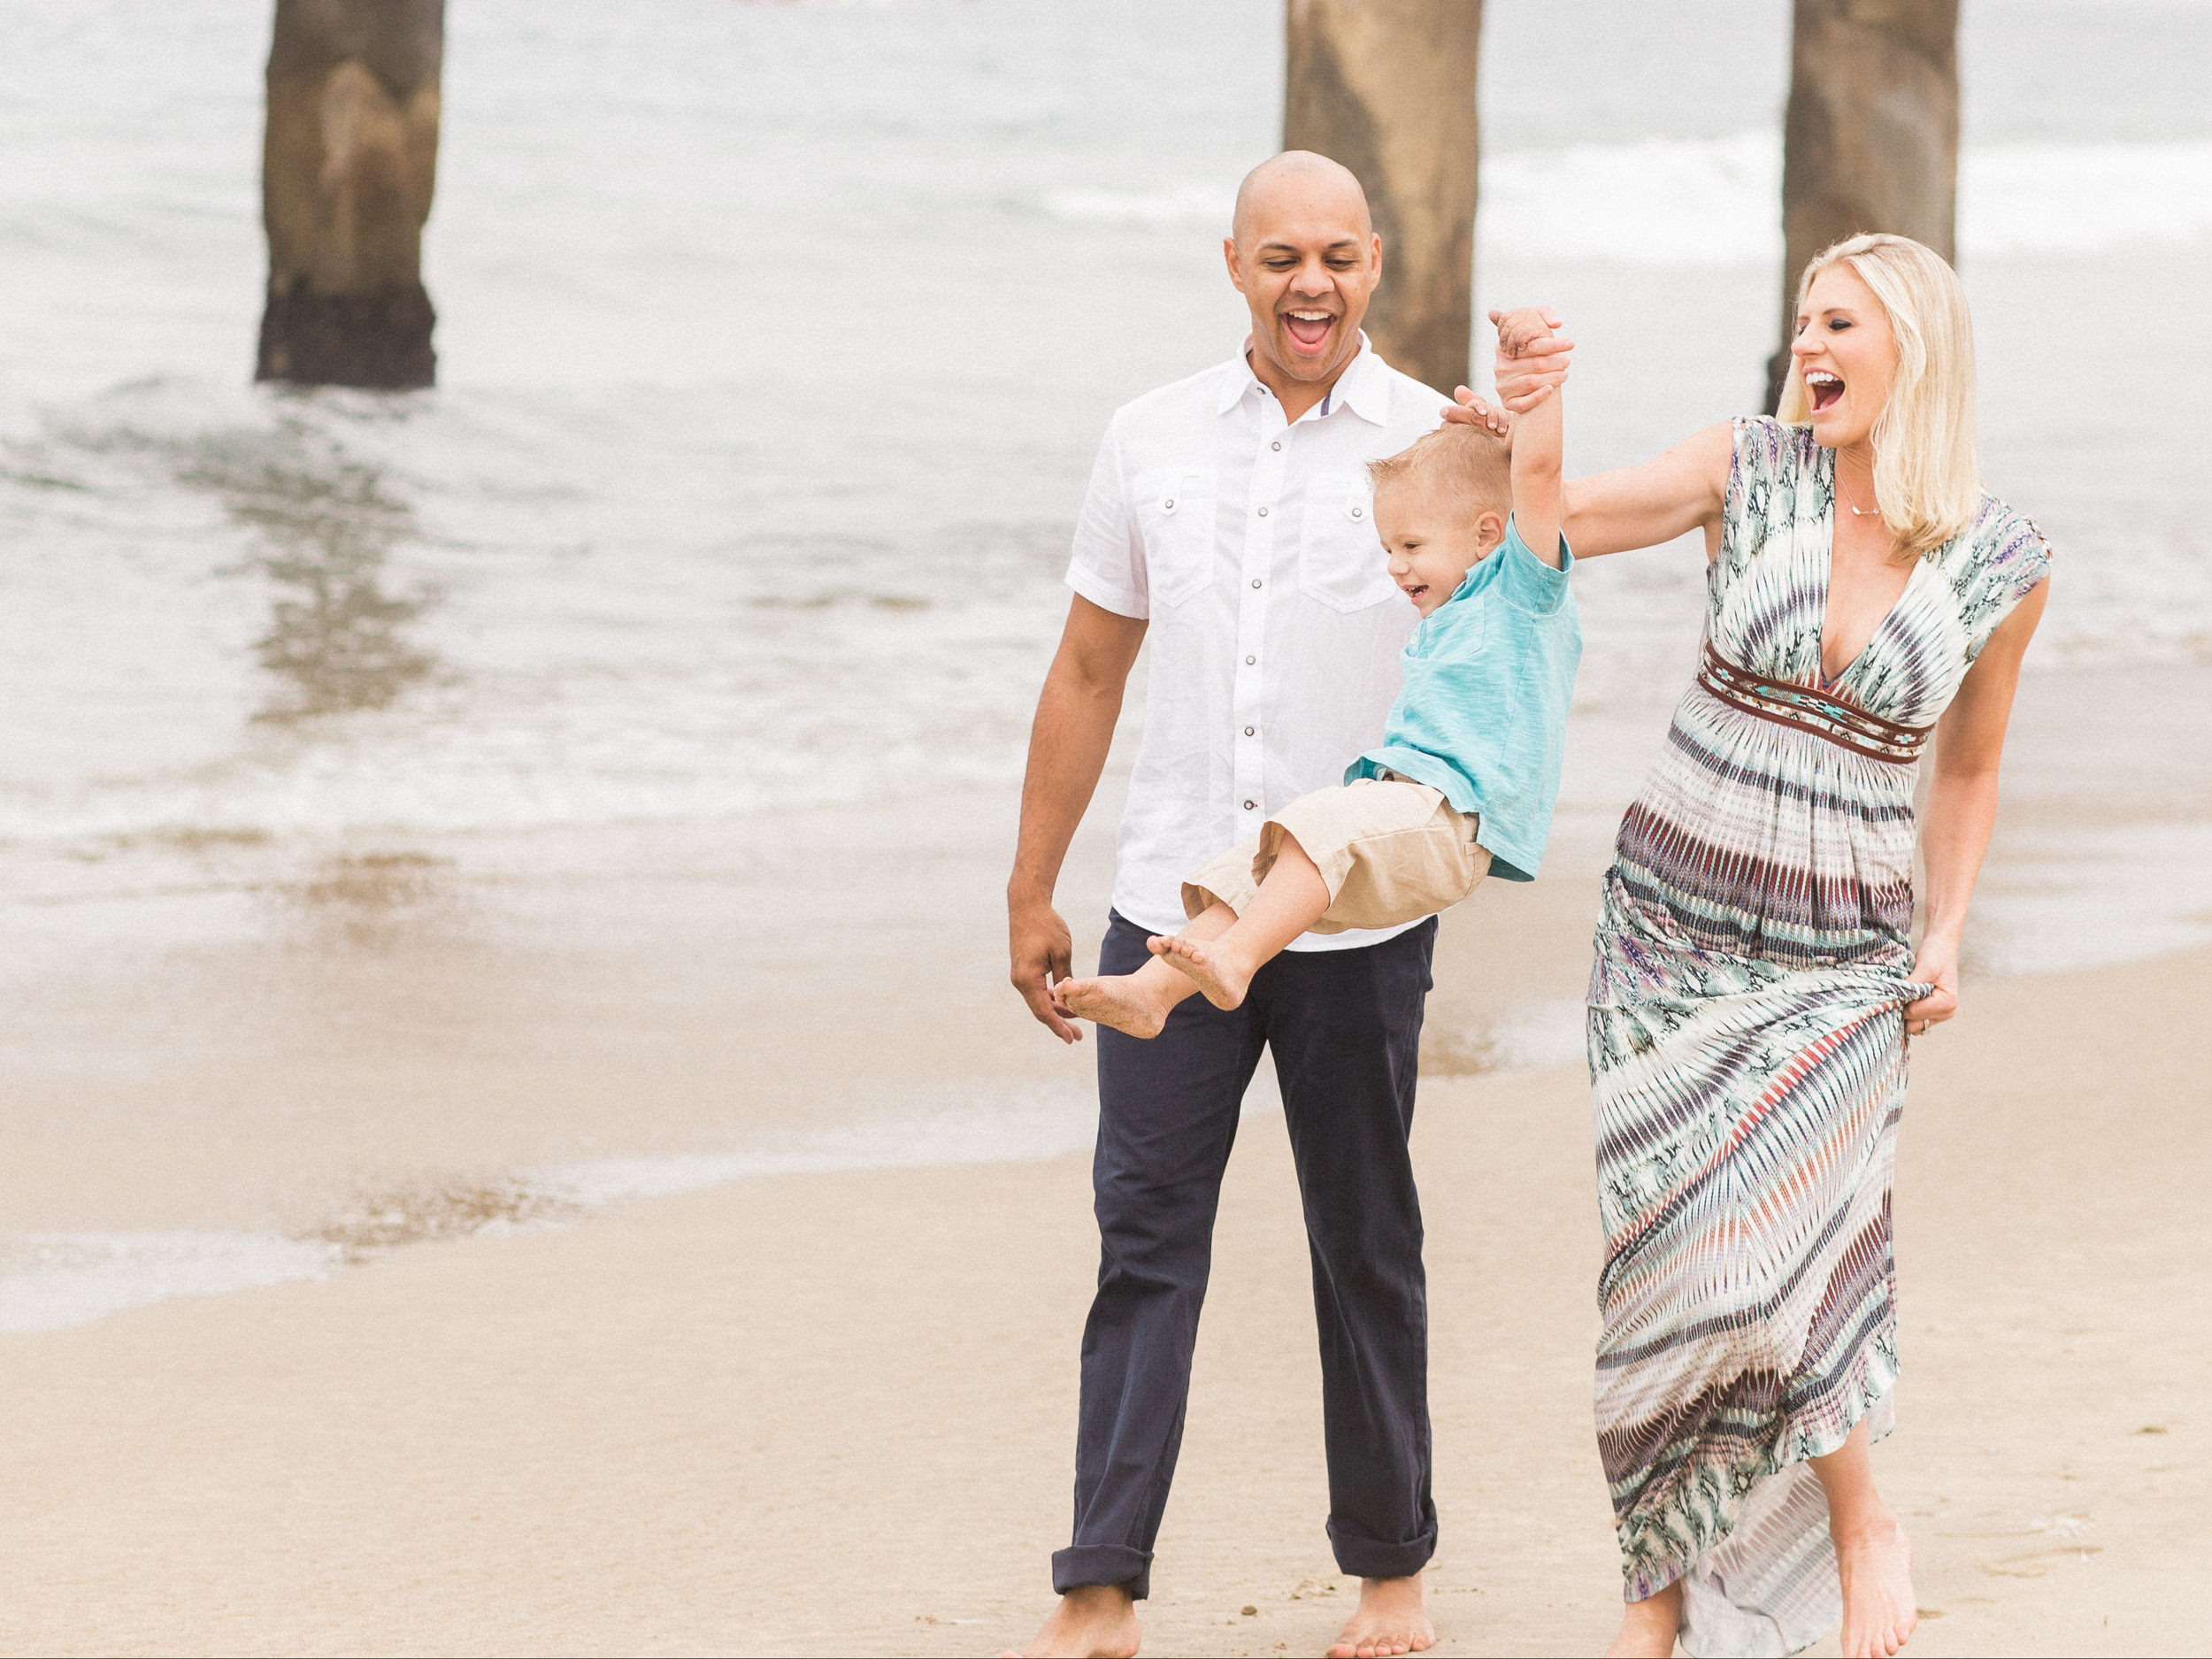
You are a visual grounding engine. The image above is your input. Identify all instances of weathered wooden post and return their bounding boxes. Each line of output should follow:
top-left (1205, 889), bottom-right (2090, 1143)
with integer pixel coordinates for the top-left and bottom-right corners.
top-left (1284, 0), bottom-right (1483, 395)
top-left (257, 0), bottom-right (443, 389)
top-left (1765, 0), bottom-right (1959, 411)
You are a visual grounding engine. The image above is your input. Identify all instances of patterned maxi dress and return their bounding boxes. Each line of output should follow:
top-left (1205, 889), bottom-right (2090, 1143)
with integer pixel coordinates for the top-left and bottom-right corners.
top-left (1586, 417), bottom-right (2050, 1656)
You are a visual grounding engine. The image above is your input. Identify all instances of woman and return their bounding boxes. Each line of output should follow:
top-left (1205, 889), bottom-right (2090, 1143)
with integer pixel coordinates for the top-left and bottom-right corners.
top-left (1455, 234), bottom-right (2051, 1658)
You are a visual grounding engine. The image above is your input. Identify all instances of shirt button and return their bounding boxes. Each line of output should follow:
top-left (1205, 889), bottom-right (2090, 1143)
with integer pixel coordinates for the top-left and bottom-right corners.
top-left (1256, 506), bottom-right (1268, 517)
top-left (1250, 578), bottom-right (1263, 588)
top-left (1244, 726), bottom-right (1256, 736)
top-left (1351, 506), bottom-right (1363, 519)
top-left (1271, 441), bottom-right (1282, 451)
top-left (1244, 800), bottom-right (1256, 810)
top-left (1164, 498), bottom-right (1175, 509)
top-left (1245, 655), bottom-right (1256, 665)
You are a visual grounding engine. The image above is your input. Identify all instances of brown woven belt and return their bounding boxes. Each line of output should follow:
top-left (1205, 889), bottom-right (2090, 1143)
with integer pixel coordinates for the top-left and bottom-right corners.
top-left (1695, 643), bottom-right (1932, 764)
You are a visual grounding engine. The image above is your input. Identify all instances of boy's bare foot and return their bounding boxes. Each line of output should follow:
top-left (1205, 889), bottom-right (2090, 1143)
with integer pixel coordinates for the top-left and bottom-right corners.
top-left (1326, 1575), bottom-right (1433, 1658)
top-left (1836, 1516), bottom-right (1916, 1657)
top-left (1002, 1586), bottom-right (1141, 1658)
top-left (1604, 1583), bottom-right (1680, 1657)
top-left (1147, 933), bottom-right (1254, 1012)
top-left (1055, 974), bottom-right (1173, 1039)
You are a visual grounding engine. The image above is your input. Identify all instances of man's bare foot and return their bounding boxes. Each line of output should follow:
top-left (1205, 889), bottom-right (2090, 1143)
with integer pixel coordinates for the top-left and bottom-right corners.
top-left (1835, 1516), bottom-right (1916, 1658)
top-left (1146, 933), bottom-right (1255, 1012)
top-left (1603, 1582), bottom-right (1680, 1657)
top-left (1325, 1575), bottom-right (1433, 1659)
top-left (1055, 973), bottom-right (1173, 1039)
top-left (1002, 1585), bottom-right (1141, 1659)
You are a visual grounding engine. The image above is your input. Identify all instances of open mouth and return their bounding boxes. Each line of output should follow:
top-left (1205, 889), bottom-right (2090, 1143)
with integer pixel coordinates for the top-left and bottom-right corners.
top-left (1805, 368), bottom-right (1845, 413)
top-left (1282, 308), bottom-right (1337, 355)
top-left (1401, 581), bottom-right (1429, 606)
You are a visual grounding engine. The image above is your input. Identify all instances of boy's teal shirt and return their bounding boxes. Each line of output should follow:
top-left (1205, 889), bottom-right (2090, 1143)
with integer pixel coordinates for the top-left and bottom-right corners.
top-left (1345, 516), bottom-right (1582, 882)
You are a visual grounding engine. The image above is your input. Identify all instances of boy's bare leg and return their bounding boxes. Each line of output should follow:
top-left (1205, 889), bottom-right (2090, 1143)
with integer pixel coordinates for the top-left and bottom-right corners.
top-left (1055, 906), bottom-right (1233, 1039)
top-left (1150, 835), bottom-right (1330, 1011)
top-left (1002, 1585), bottom-right (1141, 1659)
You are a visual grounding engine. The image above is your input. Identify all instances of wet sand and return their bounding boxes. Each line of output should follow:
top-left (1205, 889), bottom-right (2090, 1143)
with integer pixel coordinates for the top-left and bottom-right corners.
top-left (3, 942), bottom-right (2204, 1657)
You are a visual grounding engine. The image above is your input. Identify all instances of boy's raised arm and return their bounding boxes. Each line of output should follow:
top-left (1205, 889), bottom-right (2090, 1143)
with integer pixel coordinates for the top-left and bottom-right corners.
top-left (1494, 307), bottom-right (1564, 568)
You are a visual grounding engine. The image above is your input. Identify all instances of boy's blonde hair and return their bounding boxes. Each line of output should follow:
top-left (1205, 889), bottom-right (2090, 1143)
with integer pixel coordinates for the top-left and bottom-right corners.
top-left (1777, 232), bottom-right (1981, 558)
top-left (1367, 420), bottom-right (1512, 515)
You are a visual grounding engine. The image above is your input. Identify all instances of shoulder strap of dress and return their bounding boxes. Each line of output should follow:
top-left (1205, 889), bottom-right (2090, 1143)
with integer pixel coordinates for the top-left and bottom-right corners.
top-left (1953, 496), bottom-right (2055, 659)
top-left (1718, 417), bottom-right (1820, 578)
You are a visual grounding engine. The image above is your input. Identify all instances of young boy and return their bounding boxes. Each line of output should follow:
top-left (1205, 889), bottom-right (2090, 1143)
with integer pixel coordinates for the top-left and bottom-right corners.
top-left (1056, 307), bottom-right (1581, 1038)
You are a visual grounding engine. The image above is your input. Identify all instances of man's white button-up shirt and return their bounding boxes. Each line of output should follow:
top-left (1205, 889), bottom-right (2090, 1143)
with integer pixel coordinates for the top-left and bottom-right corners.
top-left (1065, 334), bottom-right (1446, 951)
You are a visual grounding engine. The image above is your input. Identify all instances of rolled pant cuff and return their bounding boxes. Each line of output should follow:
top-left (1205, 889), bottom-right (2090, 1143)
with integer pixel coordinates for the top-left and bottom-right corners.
top-left (1052, 1543), bottom-right (1153, 1601)
top-left (1327, 1520), bottom-right (1438, 1582)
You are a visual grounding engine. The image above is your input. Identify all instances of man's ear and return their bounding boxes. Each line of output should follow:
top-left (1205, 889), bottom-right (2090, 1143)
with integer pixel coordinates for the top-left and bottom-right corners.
top-left (1223, 236), bottom-right (1246, 295)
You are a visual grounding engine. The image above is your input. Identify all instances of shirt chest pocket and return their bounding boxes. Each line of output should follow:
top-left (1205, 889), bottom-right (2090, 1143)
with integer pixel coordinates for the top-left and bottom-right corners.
top-left (1299, 471), bottom-right (1399, 613)
top-left (1133, 469), bottom-right (1218, 610)
top-left (1407, 592), bottom-right (1487, 664)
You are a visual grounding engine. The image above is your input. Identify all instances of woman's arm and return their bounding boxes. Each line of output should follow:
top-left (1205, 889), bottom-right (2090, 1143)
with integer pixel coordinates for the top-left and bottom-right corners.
top-left (1445, 337), bottom-right (1734, 560)
top-left (1904, 576), bottom-right (2053, 1033)
top-left (1555, 422), bottom-right (1735, 560)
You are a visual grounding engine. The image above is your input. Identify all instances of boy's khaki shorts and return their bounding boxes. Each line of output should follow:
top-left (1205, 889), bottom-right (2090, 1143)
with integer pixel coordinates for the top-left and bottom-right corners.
top-left (1181, 777), bottom-right (1490, 934)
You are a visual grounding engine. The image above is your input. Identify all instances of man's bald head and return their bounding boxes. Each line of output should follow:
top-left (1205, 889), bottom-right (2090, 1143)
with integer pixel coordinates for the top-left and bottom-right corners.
top-left (1222, 150), bottom-right (1382, 399)
top-left (1231, 150), bottom-right (1372, 248)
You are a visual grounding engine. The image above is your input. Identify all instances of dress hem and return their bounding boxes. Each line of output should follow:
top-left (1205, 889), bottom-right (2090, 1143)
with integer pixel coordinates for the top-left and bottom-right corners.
top-left (1617, 1354), bottom-right (1901, 1605)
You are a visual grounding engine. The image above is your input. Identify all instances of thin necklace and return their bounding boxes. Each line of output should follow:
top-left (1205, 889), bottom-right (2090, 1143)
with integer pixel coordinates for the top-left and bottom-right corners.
top-left (1837, 463), bottom-right (1878, 518)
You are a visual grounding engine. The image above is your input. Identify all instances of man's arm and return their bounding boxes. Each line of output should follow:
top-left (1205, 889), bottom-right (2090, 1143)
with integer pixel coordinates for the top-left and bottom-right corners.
top-left (1008, 594), bottom-right (1148, 1043)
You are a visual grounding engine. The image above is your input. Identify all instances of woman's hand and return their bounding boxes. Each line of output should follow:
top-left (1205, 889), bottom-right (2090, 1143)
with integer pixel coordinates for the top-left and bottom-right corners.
top-left (1491, 305), bottom-right (1572, 411)
top-left (1904, 933), bottom-right (1962, 1037)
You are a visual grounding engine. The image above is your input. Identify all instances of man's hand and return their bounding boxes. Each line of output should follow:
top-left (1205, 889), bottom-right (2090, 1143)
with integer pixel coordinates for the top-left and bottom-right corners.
top-left (1005, 595), bottom-right (1144, 1045)
top-left (1443, 387), bottom-right (1509, 435)
top-left (1010, 890), bottom-right (1082, 1044)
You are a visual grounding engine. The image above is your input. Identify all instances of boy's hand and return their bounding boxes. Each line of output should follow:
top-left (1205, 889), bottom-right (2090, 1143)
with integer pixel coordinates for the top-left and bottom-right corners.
top-left (1492, 304), bottom-right (1565, 358)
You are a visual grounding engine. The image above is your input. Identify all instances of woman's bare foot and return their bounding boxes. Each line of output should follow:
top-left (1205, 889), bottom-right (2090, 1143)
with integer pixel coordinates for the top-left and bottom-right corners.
top-left (1055, 973), bottom-right (1176, 1039)
top-left (1603, 1581), bottom-right (1679, 1657)
top-left (1147, 933), bottom-right (1256, 1011)
top-left (1325, 1575), bottom-right (1433, 1658)
top-left (1002, 1585), bottom-right (1141, 1659)
top-left (1836, 1516), bottom-right (1916, 1657)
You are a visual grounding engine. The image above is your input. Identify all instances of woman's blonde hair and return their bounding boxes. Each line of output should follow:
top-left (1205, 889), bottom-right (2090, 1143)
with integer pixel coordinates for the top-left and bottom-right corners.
top-left (1777, 232), bottom-right (1981, 558)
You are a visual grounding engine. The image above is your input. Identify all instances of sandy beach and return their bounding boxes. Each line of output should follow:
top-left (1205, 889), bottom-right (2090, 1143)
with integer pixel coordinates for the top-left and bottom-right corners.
top-left (4, 939), bottom-right (2203, 1657)
top-left (5, 3), bottom-right (2210, 1654)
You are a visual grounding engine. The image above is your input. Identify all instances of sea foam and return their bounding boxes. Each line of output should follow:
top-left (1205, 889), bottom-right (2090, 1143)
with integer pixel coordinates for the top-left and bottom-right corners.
top-left (1046, 135), bottom-right (2212, 264)
top-left (0, 1231), bottom-right (341, 1334)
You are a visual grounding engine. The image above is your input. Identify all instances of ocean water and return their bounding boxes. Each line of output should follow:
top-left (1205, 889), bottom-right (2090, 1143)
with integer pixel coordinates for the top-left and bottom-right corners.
top-left (4, 0), bottom-right (2209, 1329)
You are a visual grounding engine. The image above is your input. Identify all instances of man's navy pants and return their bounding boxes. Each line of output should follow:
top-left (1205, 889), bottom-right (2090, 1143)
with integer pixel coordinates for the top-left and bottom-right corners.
top-left (1051, 910), bottom-right (1440, 1601)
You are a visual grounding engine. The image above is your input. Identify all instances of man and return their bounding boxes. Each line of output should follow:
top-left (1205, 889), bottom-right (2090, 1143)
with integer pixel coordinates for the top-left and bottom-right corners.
top-left (1005, 151), bottom-right (1450, 1659)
